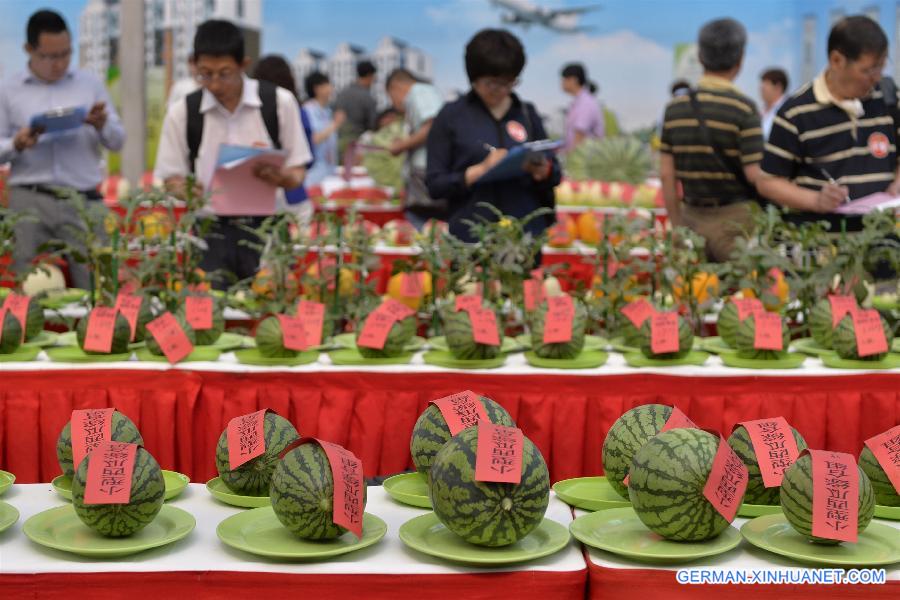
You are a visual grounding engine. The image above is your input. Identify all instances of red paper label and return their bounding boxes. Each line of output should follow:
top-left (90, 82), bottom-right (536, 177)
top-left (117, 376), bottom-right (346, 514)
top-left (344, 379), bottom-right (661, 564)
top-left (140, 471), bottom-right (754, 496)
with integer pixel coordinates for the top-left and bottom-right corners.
top-left (430, 390), bottom-right (489, 436)
top-left (523, 279), bottom-right (543, 312)
top-left (455, 295), bottom-right (482, 312)
top-left (83, 307), bottom-right (119, 353)
top-left (380, 298), bottom-right (416, 321)
top-left (400, 272), bottom-right (424, 298)
top-left (828, 295), bottom-right (857, 328)
top-left (145, 312), bottom-right (194, 364)
top-left (469, 307), bottom-right (500, 346)
top-left (864, 425), bottom-right (900, 495)
top-left (851, 309), bottom-right (888, 357)
top-left (296, 300), bottom-right (326, 347)
top-left (356, 310), bottom-right (395, 350)
top-left (753, 312), bottom-right (783, 351)
top-left (2, 294), bottom-right (30, 342)
top-left (660, 406), bottom-right (698, 433)
top-left (808, 449), bottom-right (859, 543)
top-left (475, 422), bottom-right (524, 484)
top-left (70, 408), bottom-right (115, 471)
top-left (314, 439), bottom-right (364, 539)
top-left (650, 312), bottom-right (679, 354)
top-left (621, 299), bottom-right (655, 328)
top-left (734, 298), bottom-right (763, 321)
top-left (83, 441), bottom-right (137, 505)
top-left (185, 296), bottom-right (214, 330)
top-left (277, 314), bottom-right (308, 351)
top-left (737, 417), bottom-right (800, 488)
top-left (703, 435), bottom-right (748, 521)
top-left (543, 295), bottom-right (574, 344)
top-left (114, 294), bottom-right (143, 341)
top-left (226, 409), bottom-right (267, 470)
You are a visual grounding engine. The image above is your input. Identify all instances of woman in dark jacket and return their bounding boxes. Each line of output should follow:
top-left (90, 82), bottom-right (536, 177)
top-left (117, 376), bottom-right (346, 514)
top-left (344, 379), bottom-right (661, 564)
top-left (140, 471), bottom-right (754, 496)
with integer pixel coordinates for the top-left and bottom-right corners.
top-left (425, 29), bottom-right (561, 242)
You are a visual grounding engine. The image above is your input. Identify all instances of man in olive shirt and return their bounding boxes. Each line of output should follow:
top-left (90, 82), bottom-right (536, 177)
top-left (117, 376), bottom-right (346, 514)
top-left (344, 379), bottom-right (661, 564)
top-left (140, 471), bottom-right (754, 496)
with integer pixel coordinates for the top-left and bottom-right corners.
top-left (335, 60), bottom-right (377, 160)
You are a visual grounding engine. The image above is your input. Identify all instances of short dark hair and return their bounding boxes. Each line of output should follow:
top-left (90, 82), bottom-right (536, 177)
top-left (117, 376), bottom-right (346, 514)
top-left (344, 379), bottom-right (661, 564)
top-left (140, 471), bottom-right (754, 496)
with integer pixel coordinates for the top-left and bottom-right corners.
top-left (561, 63), bottom-right (597, 94)
top-left (304, 71), bottom-right (330, 100)
top-left (670, 79), bottom-right (691, 96)
top-left (761, 68), bottom-right (788, 92)
top-left (828, 15), bottom-right (888, 62)
top-left (698, 18), bottom-right (746, 72)
top-left (252, 55), bottom-right (297, 99)
top-left (357, 60), bottom-right (376, 78)
top-left (465, 29), bottom-right (525, 82)
top-left (377, 107), bottom-right (399, 125)
top-left (386, 68), bottom-right (417, 90)
top-left (27, 9), bottom-right (68, 47)
top-left (193, 19), bottom-right (244, 64)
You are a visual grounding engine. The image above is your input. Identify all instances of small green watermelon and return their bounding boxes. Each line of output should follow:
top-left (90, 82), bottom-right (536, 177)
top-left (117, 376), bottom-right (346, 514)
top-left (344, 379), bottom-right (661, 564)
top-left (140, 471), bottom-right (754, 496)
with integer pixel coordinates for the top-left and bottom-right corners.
top-left (176, 295), bottom-right (224, 346)
top-left (809, 299), bottom-right (842, 349)
top-left (735, 313), bottom-right (790, 360)
top-left (255, 316), bottom-right (298, 358)
top-left (727, 423), bottom-right (807, 505)
top-left (132, 296), bottom-right (157, 343)
top-left (530, 298), bottom-right (587, 359)
top-left (602, 404), bottom-right (673, 499)
top-left (832, 313), bottom-right (893, 361)
top-left (859, 446), bottom-right (900, 507)
top-left (76, 310), bottom-right (132, 354)
top-left (638, 313), bottom-right (693, 359)
top-left (21, 295), bottom-right (45, 341)
top-left (0, 310), bottom-right (23, 354)
top-left (716, 301), bottom-right (740, 348)
top-left (56, 410), bottom-right (144, 478)
top-left (145, 313), bottom-right (196, 356)
top-left (355, 312), bottom-right (416, 358)
top-left (443, 305), bottom-right (504, 360)
top-left (215, 412), bottom-right (300, 495)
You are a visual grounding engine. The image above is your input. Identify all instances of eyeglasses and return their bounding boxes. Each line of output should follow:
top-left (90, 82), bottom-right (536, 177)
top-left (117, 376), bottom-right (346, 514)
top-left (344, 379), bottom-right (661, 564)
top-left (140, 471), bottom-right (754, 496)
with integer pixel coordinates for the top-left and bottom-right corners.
top-left (195, 70), bottom-right (241, 84)
top-left (478, 77), bottom-right (519, 92)
top-left (33, 48), bottom-right (72, 63)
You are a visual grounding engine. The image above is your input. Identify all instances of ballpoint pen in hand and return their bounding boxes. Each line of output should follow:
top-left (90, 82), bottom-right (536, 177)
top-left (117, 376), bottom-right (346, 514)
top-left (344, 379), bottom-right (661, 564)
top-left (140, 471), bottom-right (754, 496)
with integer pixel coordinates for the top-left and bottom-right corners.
top-left (818, 167), bottom-right (851, 204)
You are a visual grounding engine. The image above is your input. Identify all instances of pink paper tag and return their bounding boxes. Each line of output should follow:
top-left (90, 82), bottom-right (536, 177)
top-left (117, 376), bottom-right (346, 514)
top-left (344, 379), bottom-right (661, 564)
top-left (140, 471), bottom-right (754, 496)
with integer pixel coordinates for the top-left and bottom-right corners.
top-left (737, 417), bottom-right (800, 488)
top-left (650, 312), bottom-right (679, 354)
top-left (314, 438), bottom-right (364, 539)
top-left (356, 310), bottom-right (395, 350)
top-left (523, 279), bottom-right (543, 312)
top-left (380, 298), bottom-right (416, 321)
top-left (660, 406), bottom-right (698, 433)
top-left (864, 425), bottom-right (900, 495)
top-left (542, 295), bottom-right (574, 344)
top-left (734, 298), bottom-right (764, 321)
top-left (83, 441), bottom-right (137, 505)
top-left (400, 272), bottom-right (424, 298)
top-left (70, 408), bottom-right (115, 471)
top-left (83, 307), bottom-right (119, 353)
top-left (430, 390), bottom-right (489, 436)
top-left (296, 300), bottom-right (326, 347)
top-left (114, 294), bottom-right (143, 341)
top-left (703, 434), bottom-right (748, 521)
top-left (226, 409), bottom-right (268, 470)
top-left (469, 307), bottom-right (500, 346)
top-left (753, 312), bottom-right (783, 351)
top-left (455, 295), bottom-right (482, 312)
top-left (2, 294), bottom-right (30, 342)
top-left (277, 314), bottom-right (308, 351)
top-left (145, 312), bottom-right (193, 364)
top-left (851, 309), bottom-right (888, 357)
top-left (621, 299), bottom-right (655, 328)
top-left (808, 449), bottom-right (859, 543)
top-left (828, 295), bottom-right (857, 328)
top-left (185, 296), bottom-right (214, 330)
top-left (475, 422), bottom-right (523, 484)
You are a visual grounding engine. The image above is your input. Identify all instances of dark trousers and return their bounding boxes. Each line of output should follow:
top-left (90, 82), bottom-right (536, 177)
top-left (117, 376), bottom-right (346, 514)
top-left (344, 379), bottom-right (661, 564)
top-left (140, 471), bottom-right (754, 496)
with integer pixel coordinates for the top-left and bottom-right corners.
top-left (200, 216), bottom-right (266, 290)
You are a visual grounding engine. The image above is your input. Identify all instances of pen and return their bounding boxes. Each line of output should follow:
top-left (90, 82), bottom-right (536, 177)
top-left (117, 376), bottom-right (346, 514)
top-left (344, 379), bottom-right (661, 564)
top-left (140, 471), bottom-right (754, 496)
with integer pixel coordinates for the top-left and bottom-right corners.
top-left (819, 167), bottom-right (851, 204)
top-left (482, 143), bottom-right (497, 153)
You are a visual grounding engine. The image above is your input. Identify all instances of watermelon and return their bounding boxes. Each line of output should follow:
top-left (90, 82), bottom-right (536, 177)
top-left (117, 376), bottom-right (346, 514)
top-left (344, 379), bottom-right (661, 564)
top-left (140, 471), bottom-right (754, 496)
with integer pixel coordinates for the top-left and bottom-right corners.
top-left (734, 314), bottom-right (790, 360)
top-left (780, 454), bottom-right (875, 544)
top-left (727, 424), bottom-right (807, 505)
top-left (530, 298), bottom-right (587, 359)
top-left (176, 295), bottom-right (224, 345)
top-left (859, 446), bottom-right (900, 507)
top-left (0, 310), bottom-right (23, 354)
top-left (145, 313), bottom-right (196, 356)
top-left (602, 404), bottom-right (673, 499)
top-left (56, 410), bottom-right (144, 478)
top-left (628, 428), bottom-right (740, 541)
top-left (255, 316), bottom-right (299, 358)
top-left (214, 412), bottom-right (300, 495)
top-left (71, 445), bottom-right (165, 537)
top-left (76, 310), bottom-right (133, 354)
top-left (410, 395), bottom-right (515, 473)
top-left (809, 299), bottom-right (843, 349)
top-left (443, 306), bottom-right (504, 360)
top-left (21, 296), bottom-right (45, 341)
top-left (716, 301), bottom-right (740, 348)
top-left (130, 296), bottom-right (156, 343)
top-left (638, 313), bottom-right (693, 359)
top-left (270, 443), bottom-right (368, 539)
top-left (428, 426), bottom-right (550, 547)
top-left (355, 313), bottom-right (416, 358)
top-left (833, 313), bottom-right (893, 361)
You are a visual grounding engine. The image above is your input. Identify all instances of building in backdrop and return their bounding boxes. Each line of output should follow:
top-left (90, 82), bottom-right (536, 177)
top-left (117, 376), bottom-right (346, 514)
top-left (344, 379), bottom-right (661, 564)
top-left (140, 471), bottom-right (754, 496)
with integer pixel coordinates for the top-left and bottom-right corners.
top-left (292, 48), bottom-right (328, 97)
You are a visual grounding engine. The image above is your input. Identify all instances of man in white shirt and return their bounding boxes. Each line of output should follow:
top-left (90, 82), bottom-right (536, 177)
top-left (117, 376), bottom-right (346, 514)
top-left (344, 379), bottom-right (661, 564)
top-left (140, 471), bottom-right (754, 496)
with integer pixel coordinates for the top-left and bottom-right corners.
top-left (154, 20), bottom-right (311, 288)
top-left (760, 68), bottom-right (788, 140)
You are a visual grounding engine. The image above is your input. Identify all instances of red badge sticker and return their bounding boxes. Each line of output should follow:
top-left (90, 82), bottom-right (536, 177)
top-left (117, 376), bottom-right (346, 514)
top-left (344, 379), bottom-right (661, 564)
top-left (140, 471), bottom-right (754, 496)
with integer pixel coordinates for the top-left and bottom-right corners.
top-left (703, 435), bottom-right (749, 521)
top-left (145, 312), bottom-right (193, 364)
top-left (2, 293), bottom-right (30, 342)
top-left (226, 409), bottom-right (268, 470)
top-left (650, 312), bottom-right (679, 355)
top-left (277, 314), bottom-right (309, 351)
top-left (400, 272), bottom-right (424, 298)
top-left (621, 299), bottom-right (655, 328)
top-left (864, 425), bottom-right (900, 494)
top-left (83, 441), bottom-right (138, 505)
top-left (542, 295), bottom-right (575, 344)
top-left (753, 312), bottom-right (783, 351)
top-left (469, 306), bottom-right (500, 346)
top-left (83, 307), bottom-right (119, 353)
top-left (312, 439), bottom-right (365, 539)
top-left (70, 408), bottom-right (115, 470)
top-left (851, 308), bottom-right (888, 357)
top-left (185, 296), bottom-right (214, 331)
top-left (296, 300), bottom-right (326, 347)
top-left (506, 120), bottom-right (527, 143)
top-left (868, 132), bottom-right (890, 159)
top-left (808, 449), bottom-right (859, 543)
top-left (114, 294), bottom-right (143, 341)
top-left (736, 417), bottom-right (800, 488)
top-left (475, 422), bottom-right (524, 484)
top-left (828, 295), bottom-right (857, 328)
top-left (455, 295), bottom-right (482, 312)
top-left (733, 298), bottom-right (763, 321)
top-left (430, 390), bottom-right (490, 436)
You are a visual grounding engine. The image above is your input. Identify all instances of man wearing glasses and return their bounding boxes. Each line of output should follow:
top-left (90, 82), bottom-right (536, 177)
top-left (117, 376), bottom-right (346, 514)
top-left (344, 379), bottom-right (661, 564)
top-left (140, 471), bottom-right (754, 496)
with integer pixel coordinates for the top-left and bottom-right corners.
top-left (0, 9), bottom-right (125, 288)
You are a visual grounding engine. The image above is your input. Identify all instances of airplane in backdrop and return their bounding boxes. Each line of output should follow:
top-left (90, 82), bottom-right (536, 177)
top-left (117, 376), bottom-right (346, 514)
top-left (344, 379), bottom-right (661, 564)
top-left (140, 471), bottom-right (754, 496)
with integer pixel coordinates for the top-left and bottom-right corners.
top-left (489, 0), bottom-right (601, 33)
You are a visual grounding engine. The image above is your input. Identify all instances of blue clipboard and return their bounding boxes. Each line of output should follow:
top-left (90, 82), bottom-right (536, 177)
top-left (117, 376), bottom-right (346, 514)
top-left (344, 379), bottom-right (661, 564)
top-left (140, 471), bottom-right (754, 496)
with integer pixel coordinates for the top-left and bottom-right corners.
top-left (475, 139), bottom-right (563, 185)
top-left (29, 106), bottom-right (87, 133)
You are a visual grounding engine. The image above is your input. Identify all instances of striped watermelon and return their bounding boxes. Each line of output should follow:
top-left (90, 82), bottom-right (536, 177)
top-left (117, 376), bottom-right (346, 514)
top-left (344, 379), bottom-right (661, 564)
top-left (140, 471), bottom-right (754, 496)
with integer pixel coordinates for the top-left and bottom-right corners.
top-left (727, 424), bottom-right (807, 505)
top-left (629, 428), bottom-right (740, 541)
top-left (176, 295), bottom-right (224, 345)
top-left (0, 310), bottom-right (23, 354)
top-left (428, 426), bottom-right (550, 547)
top-left (833, 313), bottom-right (893, 361)
top-left (410, 396), bottom-right (515, 473)
top-left (22, 296), bottom-right (45, 341)
top-left (859, 446), bottom-right (900, 507)
top-left (131, 296), bottom-right (156, 343)
top-left (71, 446), bottom-right (165, 537)
top-left (716, 301), bottom-right (741, 348)
top-left (270, 443), bottom-right (368, 539)
top-left (638, 314), bottom-right (693, 359)
top-left (780, 454), bottom-right (875, 544)
top-left (356, 313), bottom-right (416, 358)
top-left (443, 306), bottom-right (504, 360)
top-left (255, 316), bottom-right (298, 358)
top-left (735, 314), bottom-right (790, 360)
top-left (602, 404), bottom-right (673, 499)
top-left (56, 410), bottom-right (144, 478)
top-left (530, 298), bottom-right (587, 359)
top-left (215, 412), bottom-right (300, 495)
top-left (146, 313), bottom-right (196, 356)
top-left (76, 311), bottom-right (132, 354)
top-left (809, 299), bottom-right (839, 349)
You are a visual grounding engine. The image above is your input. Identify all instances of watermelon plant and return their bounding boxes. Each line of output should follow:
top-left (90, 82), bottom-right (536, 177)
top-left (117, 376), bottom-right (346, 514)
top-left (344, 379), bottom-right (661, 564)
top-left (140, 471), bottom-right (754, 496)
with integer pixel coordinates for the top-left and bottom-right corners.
top-left (355, 311), bottom-right (416, 358)
top-left (832, 313), bottom-right (894, 361)
top-left (734, 314), bottom-right (790, 360)
top-left (428, 426), bottom-right (550, 547)
top-left (859, 446), bottom-right (900, 507)
top-left (637, 313), bottom-right (693, 359)
top-left (529, 298), bottom-right (587, 359)
top-left (76, 310), bottom-right (133, 354)
top-left (145, 313), bottom-right (196, 356)
top-left (56, 410), bottom-right (144, 478)
top-left (214, 412), bottom-right (300, 495)
top-left (727, 424), bottom-right (807, 505)
top-left (0, 311), bottom-right (23, 354)
top-left (443, 306), bottom-right (504, 360)
top-left (601, 404), bottom-right (674, 499)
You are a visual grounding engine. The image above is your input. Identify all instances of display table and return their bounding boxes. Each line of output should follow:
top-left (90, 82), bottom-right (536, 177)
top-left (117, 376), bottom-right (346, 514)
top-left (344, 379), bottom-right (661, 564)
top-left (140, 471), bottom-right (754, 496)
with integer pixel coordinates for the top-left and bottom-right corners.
top-left (1, 351), bottom-right (898, 485)
top-left (0, 484), bottom-right (586, 599)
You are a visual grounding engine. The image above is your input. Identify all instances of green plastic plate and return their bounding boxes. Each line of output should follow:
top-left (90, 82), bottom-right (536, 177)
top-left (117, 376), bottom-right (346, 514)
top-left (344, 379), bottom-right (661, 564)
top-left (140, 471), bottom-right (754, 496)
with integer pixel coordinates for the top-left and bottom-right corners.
top-left (820, 352), bottom-right (900, 370)
top-left (0, 501), bottom-right (19, 533)
top-left (698, 336), bottom-right (737, 355)
top-left (0, 345), bottom-right (41, 362)
top-left (217, 507), bottom-right (387, 559)
top-left (135, 347), bottom-right (222, 363)
top-left (515, 334), bottom-right (607, 353)
top-left (893, 338), bottom-right (900, 353)
top-left (422, 350), bottom-right (506, 370)
top-left (0, 470), bottom-right (14, 496)
top-left (552, 476), bottom-right (630, 511)
top-left (39, 288), bottom-right (88, 309)
top-left (791, 337), bottom-right (832, 357)
top-left (206, 477), bottom-right (271, 508)
top-left (720, 352), bottom-right (806, 370)
top-left (738, 503), bottom-right (782, 518)
top-left (570, 507), bottom-right (741, 563)
top-left (22, 504), bottom-right (195, 558)
top-left (383, 472), bottom-right (431, 509)
top-left (525, 350), bottom-right (608, 369)
top-left (22, 331), bottom-right (60, 348)
top-left (329, 348), bottom-right (414, 366)
top-left (874, 504), bottom-right (900, 520)
top-left (45, 346), bottom-right (132, 363)
top-left (741, 513), bottom-right (900, 566)
top-left (52, 470), bottom-right (189, 502)
top-left (209, 332), bottom-right (251, 352)
top-left (607, 336), bottom-right (638, 353)
top-left (234, 348), bottom-right (319, 366)
top-left (399, 512), bottom-right (571, 565)
top-left (55, 331), bottom-right (77, 346)
top-left (623, 351), bottom-right (709, 368)
top-left (429, 335), bottom-right (521, 354)
top-left (333, 332), bottom-right (426, 352)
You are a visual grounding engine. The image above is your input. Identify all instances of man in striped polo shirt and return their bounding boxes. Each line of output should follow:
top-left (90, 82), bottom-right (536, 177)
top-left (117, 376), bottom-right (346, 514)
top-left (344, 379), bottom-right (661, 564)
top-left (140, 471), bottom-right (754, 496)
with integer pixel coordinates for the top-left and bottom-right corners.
top-left (660, 18), bottom-right (763, 262)
top-left (759, 16), bottom-right (899, 231)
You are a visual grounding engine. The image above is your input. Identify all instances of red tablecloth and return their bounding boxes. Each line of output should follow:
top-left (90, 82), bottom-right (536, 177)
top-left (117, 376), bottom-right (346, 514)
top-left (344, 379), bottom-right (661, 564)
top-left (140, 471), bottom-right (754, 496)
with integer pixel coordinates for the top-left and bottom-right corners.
top-left (1, 370), bottom-right (898, 484)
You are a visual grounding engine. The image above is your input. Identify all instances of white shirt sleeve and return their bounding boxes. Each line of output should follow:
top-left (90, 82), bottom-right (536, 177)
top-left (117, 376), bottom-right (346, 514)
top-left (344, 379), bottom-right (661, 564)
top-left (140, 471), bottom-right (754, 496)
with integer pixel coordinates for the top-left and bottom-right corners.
top-left (92, 73), bottom-right (125, 151)
top-left (275, 87), bottom-right (312, 169)
top-left (153, 99), bottom-right (191, 181)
